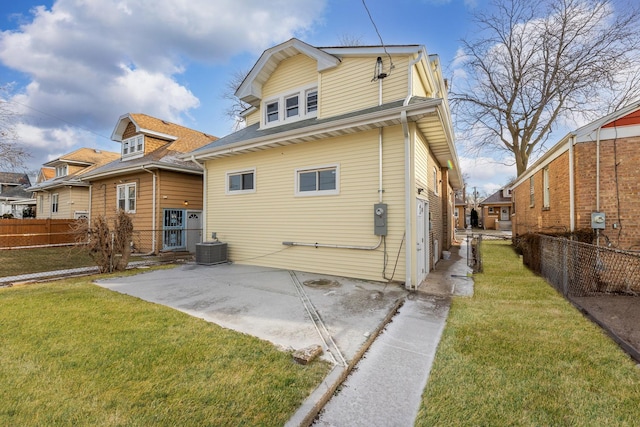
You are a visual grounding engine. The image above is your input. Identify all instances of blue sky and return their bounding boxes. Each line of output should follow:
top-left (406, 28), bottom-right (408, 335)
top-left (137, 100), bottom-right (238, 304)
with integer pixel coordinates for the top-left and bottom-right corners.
top-left (0, 0), bottom-right (514, 193)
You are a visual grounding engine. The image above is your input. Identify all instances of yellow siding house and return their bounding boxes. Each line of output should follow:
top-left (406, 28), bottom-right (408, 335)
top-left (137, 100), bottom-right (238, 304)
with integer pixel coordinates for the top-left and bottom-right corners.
top-left (189, 38), bottom-right (462, 289)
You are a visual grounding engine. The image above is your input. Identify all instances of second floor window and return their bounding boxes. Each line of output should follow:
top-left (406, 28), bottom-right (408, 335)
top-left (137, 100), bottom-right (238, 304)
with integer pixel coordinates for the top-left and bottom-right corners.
top-left (117, 183), bottom-right (136, 213)
top-left (55, 165), bottom-right (68, 177)
top-left (122, 135), bottom-right (144, 158)
top-left (263, 85), bottom-right (318, 127)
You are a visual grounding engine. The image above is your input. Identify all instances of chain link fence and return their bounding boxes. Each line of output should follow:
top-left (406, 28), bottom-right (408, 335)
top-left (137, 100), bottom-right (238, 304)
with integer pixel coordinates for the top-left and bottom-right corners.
top-left (516, 234), bottom-right (640, 297)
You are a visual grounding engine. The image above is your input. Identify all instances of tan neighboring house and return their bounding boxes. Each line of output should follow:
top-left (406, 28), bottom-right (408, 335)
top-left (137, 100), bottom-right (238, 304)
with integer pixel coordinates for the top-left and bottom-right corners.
top-left (28, 148), bottom-right (120, 219)
top-left (189, 38), bottom-right (463, 289)
top-left (511, 102), bottom-right (640, 250)
top-left (479, 187), bottom-right (512, 231)
top-left (81, 113), bottom-right (218, 254)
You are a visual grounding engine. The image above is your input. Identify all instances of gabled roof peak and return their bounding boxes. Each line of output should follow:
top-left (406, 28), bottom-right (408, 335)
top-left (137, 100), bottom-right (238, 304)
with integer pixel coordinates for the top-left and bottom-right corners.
top-left (235, 38), bottom-right (341, 106)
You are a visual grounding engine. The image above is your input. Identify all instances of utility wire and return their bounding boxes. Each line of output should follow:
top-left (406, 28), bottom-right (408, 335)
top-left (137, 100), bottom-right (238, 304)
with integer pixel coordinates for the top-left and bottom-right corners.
top-left (6, 98), bottom-right (112, 141)
top-left (361, 0), bottom-right (394, 72)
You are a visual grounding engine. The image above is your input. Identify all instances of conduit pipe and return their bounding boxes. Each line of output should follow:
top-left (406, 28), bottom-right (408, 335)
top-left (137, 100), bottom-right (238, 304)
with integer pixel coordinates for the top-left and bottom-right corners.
top-left (282, 236), bottom-right (382, 251)
top-left (569, 136), bottom-right (576, 232)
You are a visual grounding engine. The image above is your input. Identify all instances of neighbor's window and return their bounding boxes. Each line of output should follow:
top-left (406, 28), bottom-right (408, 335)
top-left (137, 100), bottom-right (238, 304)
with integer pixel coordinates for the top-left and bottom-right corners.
top-left (39, 195), bottom-right (44, 213)
top-left (433, 167), bottom-right (439, 195)
top-left (529, 176), bottom-right (535, 207)
top-left (51, 193), bottom-right (59, 213)
top-left (296, 165), bottom-right (339, 196)
top-left (117, 183), bottom-right (136, 213)
top-left (122, 135), bottom-right (144, 158)
top-left (226, 169), bottom-right (256, 194)
top-left (543, 167), bottom-right (550, 208)
top-left (488, 207), bottom-right (494, 214)
top-left (55, 165), bottom-right (68, 177)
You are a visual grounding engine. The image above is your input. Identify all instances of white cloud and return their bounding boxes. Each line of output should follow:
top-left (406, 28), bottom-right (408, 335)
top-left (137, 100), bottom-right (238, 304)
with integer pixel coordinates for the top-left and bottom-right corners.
top-left (459, 156), bottom-right (515, 195)
top-left (0, 0), bottom-right (327, 169)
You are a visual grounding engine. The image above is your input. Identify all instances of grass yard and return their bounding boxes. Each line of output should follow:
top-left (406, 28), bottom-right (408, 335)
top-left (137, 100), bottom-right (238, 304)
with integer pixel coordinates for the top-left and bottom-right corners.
top-left (417, 240), bottom-right (640, 426)
top-left (0, 276), bottom-right (330, 426)
top-left (0, 246), bottom-right (143, 278)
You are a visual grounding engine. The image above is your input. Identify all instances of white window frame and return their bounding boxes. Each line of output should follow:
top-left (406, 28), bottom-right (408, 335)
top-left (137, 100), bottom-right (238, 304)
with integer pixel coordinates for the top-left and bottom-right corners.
top-left (122, 135), bottom-right (144, 159)
top-left (226, 168), bottom-right (256, 195)
top-left (295, 164), bottom-right (339, 197)
top-left (529, 176), bottom-right (535, 207)
top-left (262, 84), bottom-right (318, 128)
top-left (51, 193), bottom-right (59, 213)
top-left (543, 167), bottom-right (550, 208)
top-left (433, 167), bottom-right (439, 196)
top-left (117, 183), bottom-right (136, 213)
top-left (55, 165), bottom-right (68, 177)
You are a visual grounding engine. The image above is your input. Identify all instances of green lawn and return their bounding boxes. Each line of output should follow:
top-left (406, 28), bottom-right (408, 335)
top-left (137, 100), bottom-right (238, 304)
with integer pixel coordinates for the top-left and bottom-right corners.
top-left (417, 240), bottom-right (640, 426)
top-left (0, 246), bottom-right (144, 277)
top-left (0, 276), bottom-right (330, 426)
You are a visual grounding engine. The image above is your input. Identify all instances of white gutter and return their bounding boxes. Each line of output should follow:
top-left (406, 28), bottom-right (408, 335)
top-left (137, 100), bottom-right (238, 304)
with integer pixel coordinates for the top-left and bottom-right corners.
top-left (569, 136), bottom-right (575, 231)
top-left (141, 166), bottom-right (157, 253)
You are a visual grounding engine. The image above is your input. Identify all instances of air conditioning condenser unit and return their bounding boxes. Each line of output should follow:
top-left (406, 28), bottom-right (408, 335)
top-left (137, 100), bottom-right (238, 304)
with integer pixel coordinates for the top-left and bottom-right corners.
top-left (196, 242), bottom-right (228, 265)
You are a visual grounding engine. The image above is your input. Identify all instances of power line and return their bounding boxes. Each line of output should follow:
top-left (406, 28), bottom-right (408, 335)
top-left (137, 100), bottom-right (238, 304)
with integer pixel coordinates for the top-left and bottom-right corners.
top-left (361, 0), bottom-right (394, 73)
top-left (5, 98), bottom-right (112, 141)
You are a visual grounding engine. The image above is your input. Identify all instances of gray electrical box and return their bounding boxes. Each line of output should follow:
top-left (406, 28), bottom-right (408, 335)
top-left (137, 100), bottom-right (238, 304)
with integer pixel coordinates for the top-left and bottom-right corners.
top-left (591, 212), bottom-right (606, 229)
top-left (374, 203), bottom-right (388, 236)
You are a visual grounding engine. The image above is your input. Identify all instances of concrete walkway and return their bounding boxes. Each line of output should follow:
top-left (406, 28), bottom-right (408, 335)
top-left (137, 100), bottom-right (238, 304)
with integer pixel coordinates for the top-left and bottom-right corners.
top-left (290, 241), bottom-right (474, 426)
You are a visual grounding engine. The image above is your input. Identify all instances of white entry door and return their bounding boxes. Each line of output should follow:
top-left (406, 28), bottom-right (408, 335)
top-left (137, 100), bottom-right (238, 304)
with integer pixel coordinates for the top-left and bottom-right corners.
top-left (416, 199), bottom-right (430, 284)
top-left (186, 210), bottom-right (202, 253)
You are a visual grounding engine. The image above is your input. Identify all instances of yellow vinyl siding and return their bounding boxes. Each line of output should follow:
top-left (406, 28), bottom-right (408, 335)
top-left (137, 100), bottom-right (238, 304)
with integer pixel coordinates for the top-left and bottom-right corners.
top-left (262, 54), bottom-right (317, 101)
top-left (205, 127), bottom-right (407, 282)
top-left (320, 56), bottom-right (409, 119)
top-left (245, 110), bottom-right (260, 127)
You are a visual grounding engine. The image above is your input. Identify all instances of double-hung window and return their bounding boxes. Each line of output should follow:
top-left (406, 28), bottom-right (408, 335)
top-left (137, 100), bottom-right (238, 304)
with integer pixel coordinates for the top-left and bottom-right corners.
top-left (296, 165), bottom-right (339, 196)
top-left (51, 193), bottom-right (59, 213)
top-left (529, 176), bottom-right (535, 207)
top-left (227, 169), bottom-right (256, 194)
top-left (263, 85), bottom-right (318, 127)
top-left (55, 165), bottom-right (67, 177)
top-left (117, 183), bottom-right (136, 213)
top-left (285, 95), bottom-right (299, 118)
top-left (122, 135), bottom-right (144, 159)
top-left (543, 167), bottom-right (550, 208)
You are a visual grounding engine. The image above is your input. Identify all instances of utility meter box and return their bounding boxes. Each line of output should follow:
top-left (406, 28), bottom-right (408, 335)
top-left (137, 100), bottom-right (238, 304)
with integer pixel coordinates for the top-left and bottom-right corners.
top-left (591, 212), bottom-right (606, 229)
top-left (374, 203), bottom-right (388, 236)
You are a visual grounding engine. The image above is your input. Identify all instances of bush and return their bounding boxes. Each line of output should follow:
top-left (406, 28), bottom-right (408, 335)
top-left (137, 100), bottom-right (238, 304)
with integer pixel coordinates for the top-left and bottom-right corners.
top-left (79, 211), bottom-right (134, 273)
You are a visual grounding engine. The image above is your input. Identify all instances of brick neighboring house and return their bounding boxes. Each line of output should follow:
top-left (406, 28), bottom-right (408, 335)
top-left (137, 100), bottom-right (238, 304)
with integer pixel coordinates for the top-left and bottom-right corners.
top-left (511, 103), bottom-right (640, 250)
top-left (28, 149), bottom-right (121, 219)
top-left (479, 187), bottom-right (512, 231)
top-left (81, 113), bottom-right (218, 254)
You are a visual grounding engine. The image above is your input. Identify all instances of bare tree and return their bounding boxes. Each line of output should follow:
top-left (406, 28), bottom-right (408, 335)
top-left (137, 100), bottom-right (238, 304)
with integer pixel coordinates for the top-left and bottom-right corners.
top-left (221, 68), bottom-right (251, 131)
top-left (452, 0), bottom-right (640, 176)
top-left (0, 86), bottom-right (30, 170)
top-left (338, 33), bottom-right (363, 47)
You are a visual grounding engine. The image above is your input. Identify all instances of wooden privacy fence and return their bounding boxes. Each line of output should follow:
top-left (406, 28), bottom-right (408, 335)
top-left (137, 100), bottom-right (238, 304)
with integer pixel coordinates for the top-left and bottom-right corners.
top-left (0, 219), bottom-right (85, 248)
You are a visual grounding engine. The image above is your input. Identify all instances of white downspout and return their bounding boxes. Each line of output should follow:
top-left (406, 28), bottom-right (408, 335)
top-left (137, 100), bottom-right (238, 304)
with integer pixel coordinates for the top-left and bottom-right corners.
top-left (569, 136), bottom-right (575, 232)
top-left (190, 155), bottom-right (206, 241)
top-left (596, 127), bottom-right (601, 246)
top-left (401, 110), bottom-right (413, 290)
top-left (141, 166), bottom-right (157, 253)
top-left (88, 184), bottom-right (92, 227)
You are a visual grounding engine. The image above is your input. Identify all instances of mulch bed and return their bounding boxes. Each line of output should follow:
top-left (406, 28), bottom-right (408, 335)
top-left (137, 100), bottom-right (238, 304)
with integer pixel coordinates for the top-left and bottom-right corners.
top-left (572, 296), bottom-right (640, 363)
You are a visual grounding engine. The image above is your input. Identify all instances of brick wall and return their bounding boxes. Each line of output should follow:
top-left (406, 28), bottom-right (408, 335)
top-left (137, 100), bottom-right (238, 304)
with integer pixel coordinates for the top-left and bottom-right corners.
top-left (513, 137), bottom-right (640, 250)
